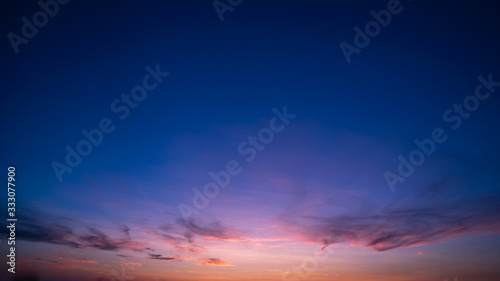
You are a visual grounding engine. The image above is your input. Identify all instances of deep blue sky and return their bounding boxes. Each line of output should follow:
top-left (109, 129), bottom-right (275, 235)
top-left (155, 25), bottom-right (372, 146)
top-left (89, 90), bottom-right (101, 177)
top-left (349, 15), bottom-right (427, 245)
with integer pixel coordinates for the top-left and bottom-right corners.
top-left (1, 1), bottom-right (500, 281)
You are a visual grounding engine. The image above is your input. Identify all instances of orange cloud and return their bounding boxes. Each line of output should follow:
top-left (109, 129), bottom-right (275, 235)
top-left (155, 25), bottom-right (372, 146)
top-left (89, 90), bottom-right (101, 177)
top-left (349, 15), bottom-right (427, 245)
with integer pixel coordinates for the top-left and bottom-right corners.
top-left (119, 261), bottom-right (143, 268)
top-left (196, 258), bottom-right (235, 266)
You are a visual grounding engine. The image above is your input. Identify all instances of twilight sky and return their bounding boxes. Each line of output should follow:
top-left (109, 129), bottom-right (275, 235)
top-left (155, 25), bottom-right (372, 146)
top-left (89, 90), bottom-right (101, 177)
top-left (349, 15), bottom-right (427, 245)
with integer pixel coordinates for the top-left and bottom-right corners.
top-left (1, 1), bottom-right (500, 281)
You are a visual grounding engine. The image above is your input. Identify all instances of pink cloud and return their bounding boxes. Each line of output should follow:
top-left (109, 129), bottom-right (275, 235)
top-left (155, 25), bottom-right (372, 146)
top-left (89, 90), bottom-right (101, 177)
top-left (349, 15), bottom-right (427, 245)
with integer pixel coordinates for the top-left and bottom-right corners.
top-left (196, 258), bottom-right (235, 266)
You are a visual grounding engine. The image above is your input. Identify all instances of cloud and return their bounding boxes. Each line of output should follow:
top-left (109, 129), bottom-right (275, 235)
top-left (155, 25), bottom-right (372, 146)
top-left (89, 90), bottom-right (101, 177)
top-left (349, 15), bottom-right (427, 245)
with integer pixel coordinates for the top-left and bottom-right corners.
top-left (281, 178), bottom-right (500, 252)
top-left (0, 207), bottom-right (150, 252)
top-left (152, 223), bottom-right (207, 254)
top-left (2, 210), bottom-right (81, 248)
top-left (204, 236), bottom-right (288, 243)
top-left (196, 258), bottom-right (235, 266)
top-left (177, 218), bottom-right (242, 240)
top-left (151, 218), bottom-right (243, 254)
top-left (148, 254), bottom-right (181, 260)
top-left (22, 258), bottom-right (41, 263)
top-left (46, 260), bottom-right (81, 269)
top-left (112, 221), bottom-right (131, 238)
top-left (152, 218), bottom-right (284, 256)
top-left (173, 244), bottom-right (206, 254)
top-left (78, 227), bottom-right (148, 251)
top-left (118, 261), bottom-right (143, 268)
top-left (59, 257), bottom-right (98, 264)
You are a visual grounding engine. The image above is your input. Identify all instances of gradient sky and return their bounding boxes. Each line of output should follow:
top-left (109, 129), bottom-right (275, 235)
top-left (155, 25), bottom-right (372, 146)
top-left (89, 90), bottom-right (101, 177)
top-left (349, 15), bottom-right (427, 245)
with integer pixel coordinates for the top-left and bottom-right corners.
top-left (1, 1), bottom-right (500, 281)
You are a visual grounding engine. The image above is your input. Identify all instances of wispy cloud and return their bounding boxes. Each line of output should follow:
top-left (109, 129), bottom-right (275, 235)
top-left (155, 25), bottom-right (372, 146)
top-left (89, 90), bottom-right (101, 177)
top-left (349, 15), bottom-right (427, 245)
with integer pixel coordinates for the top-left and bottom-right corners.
top-left (281, 178), bottom-right (500, 251)
top-left (151, 218), bottom-right (244, 254)
top-left (0, 207), bottom-right (151, 252)
top-left (22, 258), bottom-right (41, 263)
top-left (47, 260), bottom-right (81, 269)
top-left (152, 223), bottom-right (207, 254)
top-left (177, 218), bottom-right (243, 240)
top-left (148, 254), bottom-right (181, 260)
top-left (58, 256), bottom-right (98, 264)
top-left (196, 257), bottom-right (235, 266)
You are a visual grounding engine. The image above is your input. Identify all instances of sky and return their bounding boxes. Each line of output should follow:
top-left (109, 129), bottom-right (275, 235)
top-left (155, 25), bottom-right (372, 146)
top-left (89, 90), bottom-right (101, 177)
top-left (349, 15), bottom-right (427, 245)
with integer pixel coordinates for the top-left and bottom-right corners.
top-left (1, 0), bottom-right (500, 281)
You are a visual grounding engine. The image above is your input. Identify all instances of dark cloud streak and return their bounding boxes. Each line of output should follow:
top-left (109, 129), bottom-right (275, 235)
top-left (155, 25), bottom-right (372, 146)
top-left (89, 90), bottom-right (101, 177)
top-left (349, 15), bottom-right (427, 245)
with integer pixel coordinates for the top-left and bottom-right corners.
top-left (148, 254), bottom-right (181, 260)
top-left (283, 180), bottom-right (500, 251)
top-left (0, 207), bottom-right (149, 252)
